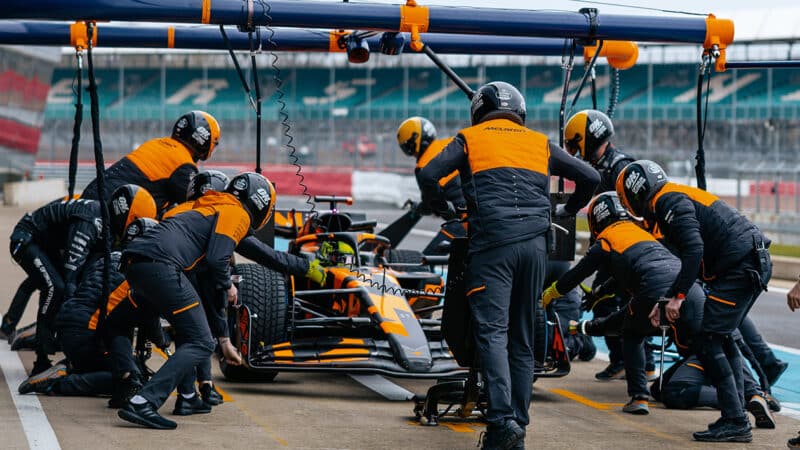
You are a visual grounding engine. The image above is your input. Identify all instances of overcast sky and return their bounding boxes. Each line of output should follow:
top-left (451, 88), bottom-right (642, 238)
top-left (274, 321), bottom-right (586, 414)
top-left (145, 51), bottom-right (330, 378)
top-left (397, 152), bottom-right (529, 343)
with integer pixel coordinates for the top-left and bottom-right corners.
top-left (335, 0), bottom-right (800, 40)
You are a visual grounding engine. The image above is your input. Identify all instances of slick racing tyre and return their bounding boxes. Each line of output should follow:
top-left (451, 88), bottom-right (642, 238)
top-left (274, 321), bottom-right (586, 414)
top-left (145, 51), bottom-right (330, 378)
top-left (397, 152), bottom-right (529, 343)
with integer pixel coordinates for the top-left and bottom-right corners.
top-left (385, 249), bottom-right (427, 272)
top-left (221, 264), bottom-right (287, 382)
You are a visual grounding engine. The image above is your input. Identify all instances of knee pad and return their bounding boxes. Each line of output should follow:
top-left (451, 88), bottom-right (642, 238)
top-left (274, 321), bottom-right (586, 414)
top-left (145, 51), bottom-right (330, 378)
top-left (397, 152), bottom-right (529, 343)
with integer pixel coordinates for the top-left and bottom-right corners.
top-left (662, 382), bottom-right (702, 410)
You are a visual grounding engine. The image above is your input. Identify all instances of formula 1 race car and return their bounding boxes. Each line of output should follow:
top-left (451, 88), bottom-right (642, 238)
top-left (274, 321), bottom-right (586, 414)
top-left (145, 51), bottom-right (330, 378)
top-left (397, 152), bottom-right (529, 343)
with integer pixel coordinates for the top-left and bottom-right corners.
top-left (220, 196), bottom-right (464, 381)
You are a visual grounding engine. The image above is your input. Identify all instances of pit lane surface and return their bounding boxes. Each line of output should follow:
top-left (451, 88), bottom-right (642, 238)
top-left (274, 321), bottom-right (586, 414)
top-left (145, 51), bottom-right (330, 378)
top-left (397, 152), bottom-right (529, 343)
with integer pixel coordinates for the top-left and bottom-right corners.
top-left (0, 201), bottom-right (797, 449)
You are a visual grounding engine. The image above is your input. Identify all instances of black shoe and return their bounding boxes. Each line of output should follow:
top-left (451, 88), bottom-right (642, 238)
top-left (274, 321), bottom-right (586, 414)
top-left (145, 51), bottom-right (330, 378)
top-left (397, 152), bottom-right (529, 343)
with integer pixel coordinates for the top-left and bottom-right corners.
top-left (108, 375), bottom-right (144, 409)
top-left (479, 420), bottom-right (525, 450)
top-left (18, 362), bottom-right (67, 395)
top-left (764, 361), bottom-right (789, 386)
top-left (0, 324), bottom-right (13, 343)
top-left (578, 336), bottom-right (597, 362)
top-left (747, 395), bottom-right (776, 429)
top-left (765, 392), bottom-right (781, 412)
top-left (595, 361), bottom-right (625, 381)
top-left (788, 432), bottom-right (800, 449)
top-left (119, 401), bottom-right (177, 430)
top-left (199, 383), bottom-right (224, 406)
top-left (30, 359), bottom-right (52, 376)
top-left (693, 419), bottom-right (752, 443)
top-left (173, 394), bottom-right (211, 416)
top-left (10, 323), bottom-right (37, 351)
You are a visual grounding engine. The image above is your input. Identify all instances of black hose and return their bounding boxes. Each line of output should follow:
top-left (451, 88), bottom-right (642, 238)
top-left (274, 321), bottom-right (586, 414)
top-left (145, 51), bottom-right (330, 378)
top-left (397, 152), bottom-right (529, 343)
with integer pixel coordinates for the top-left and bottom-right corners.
top-left (606, 68), bottom-right (620, 118)
top-left (695, 59), bottom-right (711, 191)
top-left (85, 22), bottom-right (112, 325)
top-left (249, 29), bottom-right (263, 174)
top-left (557, 39), bottom-right (576, 193)
top-left (566, 40), bottom-right (603, 119)
top-left (68, 52), bottom-right (83, 198)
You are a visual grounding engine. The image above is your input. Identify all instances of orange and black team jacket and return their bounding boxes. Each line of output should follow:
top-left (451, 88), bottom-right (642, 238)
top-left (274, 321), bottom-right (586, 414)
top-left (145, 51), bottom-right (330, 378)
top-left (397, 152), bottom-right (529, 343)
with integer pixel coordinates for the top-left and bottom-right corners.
top-left (415, 137), bottom-right (466, 210)
top-left (164, 201), bottom-right (309, 278)
top-left (54, 252), bottom-right (127, 335)
top-left (124, 191), bottom-right (250, 291)
top-left (82, 137), bottom-right (198, 212)
top-left (645, 182), bottom-right (767, 299)
top-left (554, 221), bottom-right (681, 303)
top-left (417, 118), bottom-right (599, 252)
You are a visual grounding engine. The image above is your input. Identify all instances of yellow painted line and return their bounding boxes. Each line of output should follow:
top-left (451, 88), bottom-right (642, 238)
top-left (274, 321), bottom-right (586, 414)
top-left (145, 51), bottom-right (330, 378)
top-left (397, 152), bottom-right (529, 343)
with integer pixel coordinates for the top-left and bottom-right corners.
top-left (235, 402), bottom-right (289, 446)
top-left (551, 388), bottom-right (683, 443)
top-left (152, 346), bottom-right (168, 360)
top-left (549, 388), bottom-right (624, 410)
top-left (441, 423), bottom-right (477, 433)
top-left (212, 383), bottom-right (235, 403)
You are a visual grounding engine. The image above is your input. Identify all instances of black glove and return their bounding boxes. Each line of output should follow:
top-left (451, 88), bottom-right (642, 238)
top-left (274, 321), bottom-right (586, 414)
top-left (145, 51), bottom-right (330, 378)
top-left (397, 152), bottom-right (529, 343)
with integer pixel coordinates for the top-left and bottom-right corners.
top-left (435, 201), bottom-right (457, 221)
top-left (413, 201), bottom-right (433, 217)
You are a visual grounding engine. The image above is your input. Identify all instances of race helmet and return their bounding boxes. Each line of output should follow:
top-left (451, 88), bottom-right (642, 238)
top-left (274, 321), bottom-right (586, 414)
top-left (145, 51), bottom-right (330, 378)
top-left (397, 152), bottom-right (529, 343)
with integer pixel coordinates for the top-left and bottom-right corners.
top-left (187, 169), bottom-right (230, 201)
top-left (396, 117), bottom-right (437, 157)
top-left (470, 81), bottom-right (526, 126)
top-left (109, 184), bottom-right (157, 241)
top-left (615, 160), bottom-right (669, 219)
top-left (122, 218), bottom-right (159, 245)
top-left (225, 172), bottom-right (276, 231)
top-left (564, 109), bottom-right (615, 162)
top-left (171, 110), bottom-right (221, 161)
top-left (587, 191), bottom-right (631, 238)
top-left (317, 240), bottom-right (356, 267)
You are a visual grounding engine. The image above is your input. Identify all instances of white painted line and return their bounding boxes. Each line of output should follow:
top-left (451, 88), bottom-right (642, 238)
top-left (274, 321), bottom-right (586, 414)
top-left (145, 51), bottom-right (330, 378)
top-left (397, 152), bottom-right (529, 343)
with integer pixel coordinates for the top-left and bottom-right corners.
top-left (780, 403), bottom-right (800, 421)
top-left (0, 342), bottom-right (60, 449)
top-left (768, 285), bottom-right (789, 295)
top-left (767, 342), bottom-right (800, 356)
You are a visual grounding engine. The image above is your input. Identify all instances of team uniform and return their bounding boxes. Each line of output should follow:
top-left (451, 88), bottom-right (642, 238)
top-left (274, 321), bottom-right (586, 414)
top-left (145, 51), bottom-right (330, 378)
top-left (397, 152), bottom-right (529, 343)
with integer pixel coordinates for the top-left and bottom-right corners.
top-left (10, 198), bottom-right (101, 373)
top-left (418, 81), bottom-right (599, 450)
top-left (617, 161), bottom-right (772, 442)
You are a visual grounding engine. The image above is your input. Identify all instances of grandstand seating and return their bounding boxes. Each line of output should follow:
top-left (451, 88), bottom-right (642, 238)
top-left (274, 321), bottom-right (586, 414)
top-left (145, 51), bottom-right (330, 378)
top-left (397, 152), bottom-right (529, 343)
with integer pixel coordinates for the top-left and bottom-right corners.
top-left (45, 64), bottom-right (800, 122)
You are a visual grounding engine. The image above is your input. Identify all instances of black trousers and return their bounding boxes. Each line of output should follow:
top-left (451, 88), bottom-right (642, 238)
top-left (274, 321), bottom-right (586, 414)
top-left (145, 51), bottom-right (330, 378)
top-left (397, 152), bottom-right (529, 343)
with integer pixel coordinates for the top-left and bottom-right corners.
top-left (126, 261), bottom-right (216, 408)
top-left (696, 257), bottom-right (765, 422)
top-left (2, 276), bottom-right (37, 333)
top-left (10, 232), bottom-right (65, 362)
top-left (738, 316), bottom-right (778, 370)
top-left (657, 355), bottom-right (759, 410)
top-left (55, 330), bottom-right (113, 396)
top-left (467, 236), bottom-right (546, 427)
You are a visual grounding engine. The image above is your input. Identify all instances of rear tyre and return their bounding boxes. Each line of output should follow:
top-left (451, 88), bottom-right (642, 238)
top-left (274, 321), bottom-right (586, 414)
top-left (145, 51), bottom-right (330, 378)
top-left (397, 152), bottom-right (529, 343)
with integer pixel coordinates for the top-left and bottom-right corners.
top-left (219, 263), bottom-right (287, 382)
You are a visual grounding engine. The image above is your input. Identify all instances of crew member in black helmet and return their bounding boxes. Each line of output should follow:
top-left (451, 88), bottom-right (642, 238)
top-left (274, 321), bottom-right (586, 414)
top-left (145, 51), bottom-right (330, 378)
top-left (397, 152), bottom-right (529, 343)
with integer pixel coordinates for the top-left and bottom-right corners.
top-left (617, 160), bottom-right (772, 443)
top-left (418, 81), bottom-right (599, 449)
top-left (118, 172), bottom-right (277, 429)
top-left (82, 111), bottom-right (221, 212)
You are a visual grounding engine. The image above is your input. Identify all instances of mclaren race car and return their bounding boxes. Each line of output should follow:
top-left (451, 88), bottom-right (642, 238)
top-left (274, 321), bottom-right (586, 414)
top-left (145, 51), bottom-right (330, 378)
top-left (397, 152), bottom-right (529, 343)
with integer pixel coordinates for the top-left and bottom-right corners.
top-left (221, 196), bottom-right (464, 381)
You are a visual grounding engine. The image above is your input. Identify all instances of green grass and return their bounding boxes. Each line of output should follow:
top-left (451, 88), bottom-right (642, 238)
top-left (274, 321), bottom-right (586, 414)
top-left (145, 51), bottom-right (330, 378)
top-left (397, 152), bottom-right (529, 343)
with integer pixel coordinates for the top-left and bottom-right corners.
top-left (769, 243), bottom-right (800, 258)
top-left (573, 218), bottom-right (800, 258)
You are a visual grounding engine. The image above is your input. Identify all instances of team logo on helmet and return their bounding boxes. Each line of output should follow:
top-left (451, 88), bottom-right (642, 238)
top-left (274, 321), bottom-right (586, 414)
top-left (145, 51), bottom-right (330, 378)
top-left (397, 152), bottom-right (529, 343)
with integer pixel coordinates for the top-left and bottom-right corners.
top-left (191, 126), bottom-right (210, 147)
top-left (94, 218), bottom-right (103, 234)
top-left (625, 171), bottom-right (646, 195)
top-left (592, 200), bottom-right (610, 223)
top-left (588, 118), bottom-right (609, 139)
top-left (113, 197), bottom-right (129, 216)
top-left (249, 188), bottom-right (271, 211)
top-left (126, 223), bottom-right (140, 237)
top-left (647, 162), bottom-right (662, 174)
top-left (232, 177), bottom-right (248, 191)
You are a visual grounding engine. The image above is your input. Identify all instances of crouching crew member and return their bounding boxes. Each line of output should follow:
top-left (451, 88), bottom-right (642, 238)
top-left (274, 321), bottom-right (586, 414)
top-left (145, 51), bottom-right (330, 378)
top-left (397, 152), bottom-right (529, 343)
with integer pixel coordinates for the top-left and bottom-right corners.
top-left (564, 109), bottom-right (661, 381)
top-left (542, 192), bottom-right (705, 415)
top-left (397, 116), bottom-right (466, 254)
top-left (617, 160), bottom-right (772, 443)
top-left (418, 81), bottom-right (599, 449)
top-left (82, 111), bottom-right (220, 212)
top-left (118, 172), bottom-right (274, 429)
top-left (10, 184), bottom-right (153, 375)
